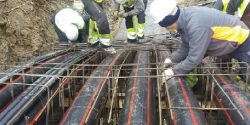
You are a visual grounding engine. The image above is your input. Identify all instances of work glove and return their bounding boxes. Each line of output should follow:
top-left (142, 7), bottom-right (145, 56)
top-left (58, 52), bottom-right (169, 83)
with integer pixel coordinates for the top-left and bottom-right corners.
top-left (103, 46), bottom-right (117, 55)
top-left (164, 58), bottom-right (173, 68)
top-left (118, 11), bottom-right (128, 18)
top-left (68, 41), bottom-right (77, 49)
top-left (166, 33), bottom-right (181, 40)
top-left (163, 68), bottom-right (174, 81)
top-left (113, 10), bottom-right (119, 17)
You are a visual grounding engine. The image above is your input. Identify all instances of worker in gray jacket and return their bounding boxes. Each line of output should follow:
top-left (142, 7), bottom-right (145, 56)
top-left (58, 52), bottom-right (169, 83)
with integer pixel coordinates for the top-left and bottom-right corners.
top-left (115, 0), bottom-right (146, 43)
top-left (150, 0), bottom-right (250, 83)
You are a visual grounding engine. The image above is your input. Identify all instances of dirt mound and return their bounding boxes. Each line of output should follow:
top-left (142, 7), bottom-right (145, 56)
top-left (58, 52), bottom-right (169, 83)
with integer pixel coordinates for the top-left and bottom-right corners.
top-left (0, 0), bottom-right (71, 70)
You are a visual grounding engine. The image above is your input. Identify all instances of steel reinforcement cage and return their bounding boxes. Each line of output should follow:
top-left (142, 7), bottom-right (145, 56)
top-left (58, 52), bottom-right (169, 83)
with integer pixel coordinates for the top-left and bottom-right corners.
top-left (0, 37), bottom-right (249, 125)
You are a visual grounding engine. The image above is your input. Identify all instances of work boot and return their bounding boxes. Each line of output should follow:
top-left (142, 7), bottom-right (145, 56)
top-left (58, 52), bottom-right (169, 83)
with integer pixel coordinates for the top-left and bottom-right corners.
top-left (127, 38), bottom-right (137, 43)
top-left (103, 46), bottom-right (116, 54)
top-left (137, 35), bottom-right (145, 44)
top-left (88, 41), bottom-right (99, 47)
top-left (88, 36), bottom-right (99, 47)
top-left (138, 35), bottom-right (144, 39)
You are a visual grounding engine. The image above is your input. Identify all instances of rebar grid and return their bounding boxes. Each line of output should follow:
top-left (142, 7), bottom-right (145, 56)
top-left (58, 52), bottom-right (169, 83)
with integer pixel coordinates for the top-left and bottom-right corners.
top-left (0, 42), bottom-right (249, 125)
top-left (0, 65), bottom-right (248, 79)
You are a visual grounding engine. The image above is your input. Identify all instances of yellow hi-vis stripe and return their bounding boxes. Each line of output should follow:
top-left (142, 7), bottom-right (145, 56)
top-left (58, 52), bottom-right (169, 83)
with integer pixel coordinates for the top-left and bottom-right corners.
top-left (222, 0), bottom-right (229, 13)
top-left (237, 0), bottom-right (250, 18)
top-left (137, 23), bottom-right (145, 36)
top-left (99, 34), bottom-right (112, 39)
top-left (95, 0), bottom-right (103, 3)
top-left (211, 26), bottom-right (249, 45)
top-left (89, 19), bottom-right (99, 37)
top-left (127, 28), bottom-right (136, 39)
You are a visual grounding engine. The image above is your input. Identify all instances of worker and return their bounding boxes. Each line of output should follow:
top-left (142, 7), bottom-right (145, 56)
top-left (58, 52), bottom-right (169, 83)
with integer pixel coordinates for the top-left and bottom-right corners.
top-left (214, 0), bottom-right (250, 28)
top-left (81, 0), bottom-right (116, 54)
top-left (150, 0), bottom-right (250, 83)
top-left (214, 0), bottom-right (250, 71)
top-left (115, 0), bottom-right (147, 43)
top-left (51, 7), bottom-right (86, 44)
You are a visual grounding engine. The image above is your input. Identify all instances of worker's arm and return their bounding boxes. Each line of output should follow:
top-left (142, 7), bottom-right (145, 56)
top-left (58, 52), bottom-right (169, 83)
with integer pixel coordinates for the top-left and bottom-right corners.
top-left (214, 0), bottom-right (224, 11)
top-left (127, 0), bottom-right (145, 16)
top-left (170, 39), bottom-right (189, 63)
top-left (173, 28), bottom-right (212, 74)
top-left (226, 0), bottom-right (240, 15)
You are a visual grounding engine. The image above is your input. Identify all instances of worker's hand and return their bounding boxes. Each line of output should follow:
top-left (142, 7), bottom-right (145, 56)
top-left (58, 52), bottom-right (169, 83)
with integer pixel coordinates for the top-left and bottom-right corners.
top-left (68, 42), bottom-right (77, 50)
top-left (118, 11), bottom-right (128, 18)
top-left (164, 58), bottom-right (173, 68)
top-left (163, 68), bottom-right (174, 81)
top-left (68, 40), bottom-right (78, 44)
top-left (113, 10), bottom-right (119, 17)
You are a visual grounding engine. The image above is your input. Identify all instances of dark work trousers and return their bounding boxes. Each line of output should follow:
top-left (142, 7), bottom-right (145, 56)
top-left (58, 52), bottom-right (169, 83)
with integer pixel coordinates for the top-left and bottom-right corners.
top-left (241, 3), bottom-right (250, 28)
top-left (82, 0), bottom-right (110, 35)
top-left (124, 0), bottom-right (148, 29)
top-left (230, 36), bottom-right (250, 83)
top-left (51, 14), bottom-right (88, 43)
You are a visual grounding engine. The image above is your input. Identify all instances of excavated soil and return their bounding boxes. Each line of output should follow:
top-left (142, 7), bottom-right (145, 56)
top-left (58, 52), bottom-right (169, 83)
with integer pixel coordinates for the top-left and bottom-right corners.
top-left (0, 0), bottom-right (119, 71)
top-left (0, 0), bottom-right (72, 70)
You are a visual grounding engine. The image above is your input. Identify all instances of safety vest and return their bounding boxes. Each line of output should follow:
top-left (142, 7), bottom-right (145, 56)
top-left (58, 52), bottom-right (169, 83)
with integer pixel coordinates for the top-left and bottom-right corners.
top-left (123, 0), bottom-right (135, 8)
top-left (222, 0), bottom-right (229, 13)
top-left (211, 26), bottom-right (249, 45)
top-left (95, 0), bottom-right (103, 3)
top-left (222, 0), bottom-right (250, 18)
top-left (237, 0), bottom-right (250, 18)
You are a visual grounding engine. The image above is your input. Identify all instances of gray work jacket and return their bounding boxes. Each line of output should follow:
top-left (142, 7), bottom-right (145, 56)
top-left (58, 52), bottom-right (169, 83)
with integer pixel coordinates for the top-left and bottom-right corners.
top-left (171, 6), bottom-right (249, 74)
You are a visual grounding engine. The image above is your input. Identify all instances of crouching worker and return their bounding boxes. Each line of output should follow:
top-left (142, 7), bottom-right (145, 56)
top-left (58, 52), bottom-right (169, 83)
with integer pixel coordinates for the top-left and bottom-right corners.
top-left (51, 7), bottom-right (87, 44)
top-left (115, 0), bottom-right (147, 43)
top-left (150, 0), bottom-right (250, 83)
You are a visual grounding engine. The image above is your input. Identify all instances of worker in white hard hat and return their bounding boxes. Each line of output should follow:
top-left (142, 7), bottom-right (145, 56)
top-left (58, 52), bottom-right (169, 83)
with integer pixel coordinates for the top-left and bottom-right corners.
top-left (81, 0), bottom-right (116, 54)
top-left (51, 0), bottom-right (116, 54)
top-left (51, 7), bottom-right (86, 43)
top-left (115, 0), bottom-right (147, 43)
top-left (150, 0), bottom-right (250, 83)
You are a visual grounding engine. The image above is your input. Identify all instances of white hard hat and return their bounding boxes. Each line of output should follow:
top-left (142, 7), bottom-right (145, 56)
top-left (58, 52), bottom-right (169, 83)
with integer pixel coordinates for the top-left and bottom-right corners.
top-left (115, 0), bottom-right (127, 4)
top-left (65, 24), bottom-right (79, 41)
top-left (150, 0), bottom-right (177, 23)
top-left (73, 0), bottom-right (84, 12)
